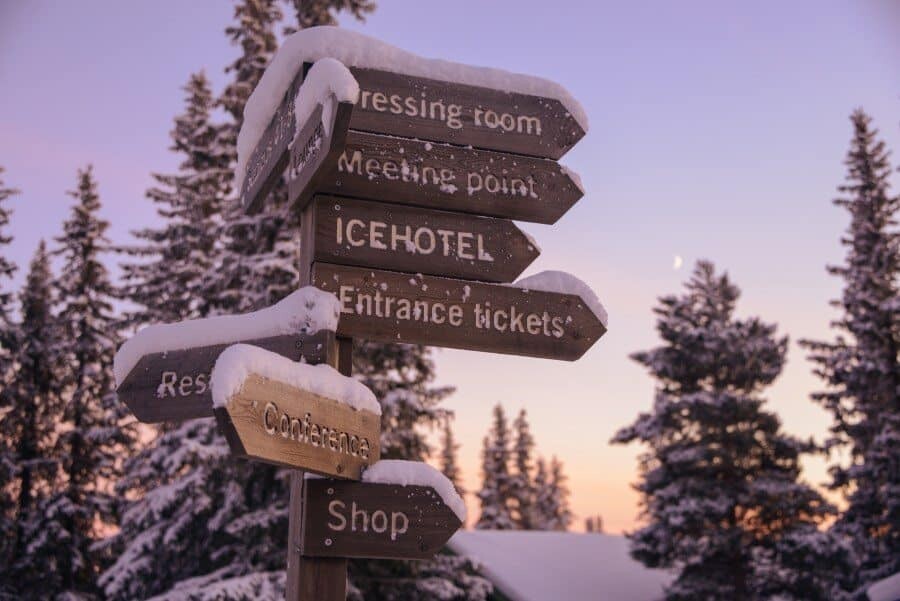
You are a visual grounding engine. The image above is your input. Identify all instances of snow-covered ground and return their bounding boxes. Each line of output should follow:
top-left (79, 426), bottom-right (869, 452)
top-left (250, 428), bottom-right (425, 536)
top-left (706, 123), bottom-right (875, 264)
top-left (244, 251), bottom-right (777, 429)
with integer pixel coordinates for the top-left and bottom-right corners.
top-left (448, 530), bottom-right (672, 601)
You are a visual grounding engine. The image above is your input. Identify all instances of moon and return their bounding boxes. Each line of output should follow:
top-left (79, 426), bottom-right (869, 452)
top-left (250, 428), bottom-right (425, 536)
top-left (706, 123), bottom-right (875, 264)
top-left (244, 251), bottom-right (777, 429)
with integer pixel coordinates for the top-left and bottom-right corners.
top-left (673, 255), bottom-right (683, 270)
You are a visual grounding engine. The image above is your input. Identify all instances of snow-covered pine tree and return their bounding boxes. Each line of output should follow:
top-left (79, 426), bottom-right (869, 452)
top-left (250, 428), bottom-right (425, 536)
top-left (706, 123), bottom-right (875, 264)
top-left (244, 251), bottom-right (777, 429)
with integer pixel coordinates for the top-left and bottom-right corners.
top-left (0, 166), bottom-right (19, 578)
top-left (475, 405), bottom-right (516, 530)
top-left (531, 457), bottom-right (552, 529)
top-left (1, 242), bottom-right (65, 599)
top-left (20, 166), bottom-right (137, 598)
top-left (282, 0), bottom-right (375, 33)
top-left (544, 456), bottom-right (573, 531)
top-left (214, 0), bottom-right (297, 315)
top-left (613, 261), bottom-right (844, 601)
top-left (0, 166), bottom-right (17, 337)
top-left (440, 419), bottom-right (465, 497)
top-left (120, 71), bottom-right (229, 326)
top-left (799, 109), bottom-right (900, 589)
top-left (510, 409), bottom-right (535, 529)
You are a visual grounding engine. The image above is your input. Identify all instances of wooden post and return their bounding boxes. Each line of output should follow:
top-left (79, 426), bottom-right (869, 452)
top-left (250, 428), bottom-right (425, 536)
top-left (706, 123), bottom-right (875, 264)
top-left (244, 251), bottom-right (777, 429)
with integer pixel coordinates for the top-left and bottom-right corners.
top-left (285, 205), bottom-right (352, 601)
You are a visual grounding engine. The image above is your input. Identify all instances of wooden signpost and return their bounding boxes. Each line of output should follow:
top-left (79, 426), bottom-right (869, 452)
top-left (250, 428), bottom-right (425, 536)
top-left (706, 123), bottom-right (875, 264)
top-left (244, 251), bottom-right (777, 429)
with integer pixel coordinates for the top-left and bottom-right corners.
top-left (312, 262), bottom-right (606, 361)
top-left (310, 196), bottom-right (539, 282)
top-left (214, 372), bottom-right (381, 479)
top-left (117, 330), bottom-right (334, 423)
top-left (120, 35), bottom-right (605, 601)
top-left (301, 479), bottom-right (462, 560)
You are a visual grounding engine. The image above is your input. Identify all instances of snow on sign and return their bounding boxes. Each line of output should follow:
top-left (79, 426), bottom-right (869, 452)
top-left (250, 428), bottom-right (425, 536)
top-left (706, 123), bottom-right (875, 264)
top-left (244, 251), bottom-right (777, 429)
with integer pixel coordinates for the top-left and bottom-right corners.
top-left (211, 345), bottom-right (381, 479)
top-left (345, 65), bottom-right (584, 160)
top-left (241, 58), bottom-right (357, 214)
top-left (301, 463), bottom-right (464, 560)
top-left (310, 196), bottom-right (540, 283)
top-left (312, 263), bottom-right (608, 361)
top-left (114, 287), bottom-right (341, 423)
top-left (310, 131), bottom-right (584, 224)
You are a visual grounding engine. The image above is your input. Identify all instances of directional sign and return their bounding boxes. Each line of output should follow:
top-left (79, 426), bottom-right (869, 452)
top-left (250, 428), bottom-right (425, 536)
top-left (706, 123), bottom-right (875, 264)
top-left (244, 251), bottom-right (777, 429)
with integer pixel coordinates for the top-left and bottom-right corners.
top-left (345, 66), bottom-right (584, 160)
top-left (312, 263), bottom-right (607, 361)
top-left (243, 95), bottom-right (353, 215)
top-left (284, 100), bottom-right (353, 215)
top-left (308, 130), bottom-right (584, 224)
top-left (117, 330), bottom-right (333, 423)
top-left (301, 479), bottom-right (462, 560)
top-left (214, 373), bottom-right (381, 479)
top-left (310, 196), bottom-right (539, 283)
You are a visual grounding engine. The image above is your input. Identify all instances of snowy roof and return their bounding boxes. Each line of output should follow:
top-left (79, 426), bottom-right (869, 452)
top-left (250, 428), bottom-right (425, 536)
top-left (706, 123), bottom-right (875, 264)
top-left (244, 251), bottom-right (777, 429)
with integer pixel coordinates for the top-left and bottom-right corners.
top-left (448, 531), bottom-right (672, 601)
top-left (237, 26), bottom-right (588, 192)
top-left (868, 570), bottom-right (900, 601)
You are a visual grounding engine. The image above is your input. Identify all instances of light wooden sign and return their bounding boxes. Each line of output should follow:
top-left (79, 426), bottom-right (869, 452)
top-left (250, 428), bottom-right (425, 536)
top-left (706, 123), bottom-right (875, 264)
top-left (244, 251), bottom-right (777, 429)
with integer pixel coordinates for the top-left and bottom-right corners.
top-left (214, 374), bottom-right (381, 479)
top-left (310, 196), bottom-right (539, 283)
top-left (312, 262), bottom-right (607, 361)
top-left (301, 479), bottom-right (462, 560)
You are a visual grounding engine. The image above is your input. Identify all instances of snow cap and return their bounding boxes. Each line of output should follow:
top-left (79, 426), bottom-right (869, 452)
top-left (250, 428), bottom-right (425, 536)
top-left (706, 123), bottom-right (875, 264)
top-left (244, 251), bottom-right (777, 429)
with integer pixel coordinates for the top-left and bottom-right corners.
top-left (236, 26), bottom-right (588, 192)
top-left (514, 270), bottom-right (608, 328)
top-left (114, 286), bottom-right (340, 386)
top-left (210, 343), bottom-right (379, 414)
top-left (363, 459), bottom-right (467, 523)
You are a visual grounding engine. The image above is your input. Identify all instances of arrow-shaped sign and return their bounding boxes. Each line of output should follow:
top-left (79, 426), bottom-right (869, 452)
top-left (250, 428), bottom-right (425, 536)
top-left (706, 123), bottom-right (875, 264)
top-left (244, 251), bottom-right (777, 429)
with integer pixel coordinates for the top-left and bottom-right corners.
top-left (310, 196), bottom-right (539, 283)
top-left (301, 478), bottom-right (463, 560)
top-left (214, 372), bottom-right (381, 479)
top-left (312, 263), bottom-right (607, 361)
top-left (308, 130), bottom-right (584, 225)
top-left (114, 287), bottom-right (341, 423)
top-left (116, 331), bottom-right (332, 423)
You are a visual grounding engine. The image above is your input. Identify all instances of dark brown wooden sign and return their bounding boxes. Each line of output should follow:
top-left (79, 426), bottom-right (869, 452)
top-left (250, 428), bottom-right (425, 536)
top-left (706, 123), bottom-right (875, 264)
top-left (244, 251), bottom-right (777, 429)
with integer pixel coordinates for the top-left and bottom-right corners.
top-left (117, 331), bottom-right (334, 423)
top-left (345, 66), bottom-right (584, 160)
top-left (240, 72), bottom-right (302, 214)
top-left (312, 262), bottom-right (607, 361)
top-left (241, 87), bottom-right (353, 214)
top-left (310, 196), bottom-right (539, 283)
top-left (301, 479), bottom-right (462, 560)
top-left (285, 100), bottom-right (354, 215)
top-left (306, 130), bottom-right (583, 224)
top-left (215, 374), bottom-right (381, 479)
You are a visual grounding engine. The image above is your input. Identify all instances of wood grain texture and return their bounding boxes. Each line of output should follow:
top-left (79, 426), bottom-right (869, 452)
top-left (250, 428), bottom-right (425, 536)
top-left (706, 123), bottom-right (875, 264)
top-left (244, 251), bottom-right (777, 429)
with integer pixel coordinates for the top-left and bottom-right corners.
top-left (214, 373), bottom-right (380, 478)
top-left (312, 262), bottom-right (607, 361)
top-left (301, 480), bottom-right (462, 560)
top-left (343, 66), bottom-right (585, 160)
top-left (311, 130), bottom-right (583, 224)
top-left (311, 195), bottom-right (539, 283)
top-left (117, 331), bottom-right (334, 423)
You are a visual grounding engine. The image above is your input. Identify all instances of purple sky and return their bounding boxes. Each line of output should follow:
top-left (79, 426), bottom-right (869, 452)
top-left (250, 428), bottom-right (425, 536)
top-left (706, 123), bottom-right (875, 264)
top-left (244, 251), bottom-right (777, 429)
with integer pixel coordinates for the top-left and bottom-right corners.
top-left (2, 1), bottom-right (899, 532)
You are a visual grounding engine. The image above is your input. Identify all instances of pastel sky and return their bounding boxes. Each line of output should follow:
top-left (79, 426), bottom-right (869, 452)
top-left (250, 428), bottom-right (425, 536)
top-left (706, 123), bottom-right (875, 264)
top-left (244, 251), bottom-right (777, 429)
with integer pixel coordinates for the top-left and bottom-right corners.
top-left (1, 1), bottom-right (898, 533)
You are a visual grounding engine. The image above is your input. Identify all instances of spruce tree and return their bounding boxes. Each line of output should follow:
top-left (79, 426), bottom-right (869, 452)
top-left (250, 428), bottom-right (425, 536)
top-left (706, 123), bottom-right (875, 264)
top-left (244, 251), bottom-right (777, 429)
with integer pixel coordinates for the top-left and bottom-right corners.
top-left (475, 405), bottom-right (516, 530)
top-left (531, 457), bottom-right (552, 530)
top-left (215, 0), bottom-right (295, 315)
top-left (800, 109), bottom-right (900, 588)
top-left (439, 420), bottom-right (465, 497)
top-left (22, 166), bottom-right (136, 597)
top-left (120, 71), bottom-right (229, 326)
top-left (510, 409), bottom-right (535, 529)
top-left (613, 261), bottom-right (843, 601)
top-left (1, 242), bottom-right (65, 599)
top-left (0, 166), bottom-right (19, 579)
top-left (0, 166), bottom-right (17, 334)
top-left (282, 0), bottom-right (375, 33)
top-left (544, 456), bottom-right (573, 531)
